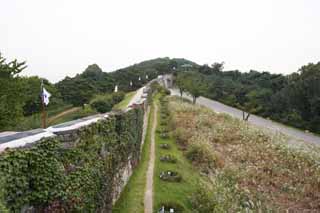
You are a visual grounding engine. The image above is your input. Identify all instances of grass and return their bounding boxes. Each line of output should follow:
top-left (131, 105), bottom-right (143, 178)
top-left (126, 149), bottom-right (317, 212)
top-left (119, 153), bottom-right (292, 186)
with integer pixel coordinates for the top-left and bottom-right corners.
top-left (112, 100), bottom-right (152, 213)
top-left (113, 91), bottom-right (137, 110)
top-left (48, 105), bottom-right (96, 126)
top-left (12, 104), bottom-right (97, 130)
top-left (13, 104), bottom-right (74, 130)
top-left (168, 96), bottom-right (320, 211)
top-left (11, 91), bottom-right (136, 131)
top-left (153, 95), bottom-right (206, 212)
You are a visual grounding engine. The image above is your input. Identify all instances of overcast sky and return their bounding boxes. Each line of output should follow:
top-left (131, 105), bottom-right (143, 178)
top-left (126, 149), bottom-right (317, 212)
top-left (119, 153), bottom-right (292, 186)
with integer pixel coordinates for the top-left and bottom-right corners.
top-left (1, 0), bottom-right (319, 82)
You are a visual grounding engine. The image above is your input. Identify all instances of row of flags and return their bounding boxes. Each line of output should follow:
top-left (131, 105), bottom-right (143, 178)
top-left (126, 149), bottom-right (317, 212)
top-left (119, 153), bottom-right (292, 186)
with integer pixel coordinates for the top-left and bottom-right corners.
top-left (41, 74), bottom-right (149, 105)
top-left (40, 74), bottom-right (149, 127)
top-left (115, 75), bottom-right (149, 92)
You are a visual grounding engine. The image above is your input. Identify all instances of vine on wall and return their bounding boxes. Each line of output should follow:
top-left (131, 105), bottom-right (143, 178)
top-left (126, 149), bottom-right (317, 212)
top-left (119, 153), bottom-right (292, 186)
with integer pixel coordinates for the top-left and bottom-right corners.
top-left (0, 107), bottom-right (144, 212)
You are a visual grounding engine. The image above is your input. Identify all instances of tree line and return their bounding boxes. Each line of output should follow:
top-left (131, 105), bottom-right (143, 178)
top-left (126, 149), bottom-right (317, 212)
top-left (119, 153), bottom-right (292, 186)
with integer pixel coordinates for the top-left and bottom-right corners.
top-left (0, 54), bottom-right (189, 131)
top-left (175, 62), bottom-right (320, 134)
top-left (2, 51), bottom-right (318, 134)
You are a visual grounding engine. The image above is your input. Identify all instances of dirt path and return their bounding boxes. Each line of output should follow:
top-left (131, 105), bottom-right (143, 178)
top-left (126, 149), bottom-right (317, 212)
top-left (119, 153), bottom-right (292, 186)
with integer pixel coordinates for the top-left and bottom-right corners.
top-left (144, 103), bottom-right (157, 213)
top-left (48, 107), bottom-right (80, 124)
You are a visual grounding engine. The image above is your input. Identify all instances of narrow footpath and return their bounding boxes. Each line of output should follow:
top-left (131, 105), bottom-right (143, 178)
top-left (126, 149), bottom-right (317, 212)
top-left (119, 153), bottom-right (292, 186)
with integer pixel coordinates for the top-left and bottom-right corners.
top-left (144, 103), bottom-right (157, 213)
top-left (48, 107), bottom-right (80, 124)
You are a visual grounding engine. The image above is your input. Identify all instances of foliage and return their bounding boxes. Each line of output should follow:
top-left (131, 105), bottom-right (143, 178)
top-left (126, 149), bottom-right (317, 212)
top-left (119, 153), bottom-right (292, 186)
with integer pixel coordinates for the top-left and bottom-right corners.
top-left (169, 97), bottom-right (320, 211)
top-left (113, 100), bottom-right (153, 212)
top-left (0, 53), bottom-right (26, 130)
top-left (190, 171), bottom-right (266, 212)
top-left (56, 58), bottom-right (192, 107)
top-left (56, 68), bottom-right (107, 106)
top-left (0, 107), bottom-right (144, 212)
top-left (176, 71), bottom-right (207, 103)
top-left (112, 91), bottom-right (136, 110)
top-left (90, 92), bottom-right (125, 113)
top-left (0, 53), bottom-right (64, 131)
top-left (20, 76), bottom-right (64, 116)
top-left (185, 143), bottom-right (217, 171)
top-left (90, 96), bottom-right (113, 113)
top-left (154, 93), bottom-right (204, 212)
top-left (180, 61), bottom-right (320, 133)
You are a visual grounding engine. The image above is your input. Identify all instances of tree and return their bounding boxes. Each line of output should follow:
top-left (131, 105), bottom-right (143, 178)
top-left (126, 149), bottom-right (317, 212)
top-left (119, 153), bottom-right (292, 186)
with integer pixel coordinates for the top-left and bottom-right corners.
top-left (234, 87), bottom-right (251, 121)
top-left (198, 64), bottom-right (212, 75)
top-left (0, 53), bottom-right (27, 130)
top-left (175, 73), bottom-right (187, 97)
top-left (183, 72), bottom-right (207, 104)
top-left (211, 62), bottom-right (224, 73)
top-left (21, 76), bottom-right (63, 116)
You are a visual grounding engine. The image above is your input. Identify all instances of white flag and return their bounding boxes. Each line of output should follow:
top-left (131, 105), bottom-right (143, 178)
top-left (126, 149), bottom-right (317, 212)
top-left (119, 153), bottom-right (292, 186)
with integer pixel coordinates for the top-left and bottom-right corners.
top-left (138, 76), bottom-right (141, 81)
top-left (42, 87), bottom-right (51, 106)
top-left (114, 85), bottom-right (118, 93)
top-left (146, 75), bottom-right (148, 79)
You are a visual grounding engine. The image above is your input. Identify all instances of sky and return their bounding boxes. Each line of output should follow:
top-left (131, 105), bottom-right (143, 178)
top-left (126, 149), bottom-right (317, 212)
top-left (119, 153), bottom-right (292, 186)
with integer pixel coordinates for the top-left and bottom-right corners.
top-left (1, 0), bottom-right (319, 82)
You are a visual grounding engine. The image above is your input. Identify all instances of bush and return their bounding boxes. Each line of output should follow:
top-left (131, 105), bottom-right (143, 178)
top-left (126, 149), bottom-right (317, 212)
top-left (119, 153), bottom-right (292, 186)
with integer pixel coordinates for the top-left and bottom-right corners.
top-left (173, 127), bottom-right (192, 147)
top-left (185, 143), bottom-right (220, 170)
top-left (190, 171), bottom-right (266, 212)
top-left (112, 91), bottom-right (125, 103)
top-left (0, 107), bottom-right (145, 212)
top-left (90, 95), bottom-right (113, 113)
top-left (90, 92), bottom-right (125, 113)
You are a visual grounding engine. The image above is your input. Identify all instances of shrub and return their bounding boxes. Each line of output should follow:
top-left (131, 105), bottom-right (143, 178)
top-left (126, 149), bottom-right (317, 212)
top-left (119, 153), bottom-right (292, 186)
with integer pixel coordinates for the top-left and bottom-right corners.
top-left (190, 171), bottom-right (266, 212)
top-left (0, 108), bottom-right (145, 212)
top-left (111, 91), bottom-right (125, 103)
top-left (172, 127), bottom-right (192, 147)
top-left (90, 95), bottom-right (113, 113)
top-left (90, 92), bottom-right (125, 113)
top-left (185, 143), bottom-right (220, 170)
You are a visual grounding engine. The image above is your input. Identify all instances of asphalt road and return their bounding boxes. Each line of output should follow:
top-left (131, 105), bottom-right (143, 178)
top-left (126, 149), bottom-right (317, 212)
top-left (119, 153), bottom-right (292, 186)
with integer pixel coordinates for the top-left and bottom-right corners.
top-left (170, 89), bottom-right (320, 146)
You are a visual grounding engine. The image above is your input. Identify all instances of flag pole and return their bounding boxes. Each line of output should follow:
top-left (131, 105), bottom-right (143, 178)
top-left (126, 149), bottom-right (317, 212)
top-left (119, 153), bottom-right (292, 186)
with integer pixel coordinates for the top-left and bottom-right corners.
top-left (40, 79), bottom-right (47, 128)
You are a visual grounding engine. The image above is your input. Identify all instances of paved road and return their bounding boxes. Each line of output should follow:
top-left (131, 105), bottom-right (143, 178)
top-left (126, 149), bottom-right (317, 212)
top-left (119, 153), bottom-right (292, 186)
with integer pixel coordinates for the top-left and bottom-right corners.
top-left (171, 89), bottom-right (320, 146)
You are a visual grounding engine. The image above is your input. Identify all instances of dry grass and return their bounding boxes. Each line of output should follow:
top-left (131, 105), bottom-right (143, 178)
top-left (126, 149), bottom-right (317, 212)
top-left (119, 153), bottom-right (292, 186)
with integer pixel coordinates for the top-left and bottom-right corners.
top-left (168, 96), bottom-right (320, 211)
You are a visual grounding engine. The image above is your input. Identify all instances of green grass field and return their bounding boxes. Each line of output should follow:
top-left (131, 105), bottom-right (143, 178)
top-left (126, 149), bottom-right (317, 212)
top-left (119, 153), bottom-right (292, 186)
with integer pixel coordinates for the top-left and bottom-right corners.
top-left (112, 102), bottom-right (152, 213)
top-left (153, 96), bottom-right (205, 212)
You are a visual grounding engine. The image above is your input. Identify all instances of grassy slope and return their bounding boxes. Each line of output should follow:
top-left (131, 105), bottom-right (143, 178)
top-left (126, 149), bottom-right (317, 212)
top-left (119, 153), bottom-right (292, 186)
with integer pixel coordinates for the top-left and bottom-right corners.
top-left (168, 97), bottom-right (320, 211)
top-left (153, 96), bottom-right (205, 212)
top-left (112, 100), bottom-right (153, 213)
top-left (113, 91), bottom-right (137, 110)
top-left (13, 104), bottom-right (74, 130)
top-left (13, 91), bottom-right (136, 131)
top-left (48, 106), bottom-right (96, 126)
